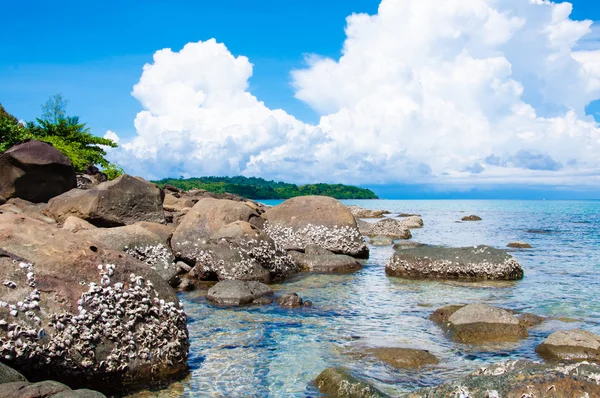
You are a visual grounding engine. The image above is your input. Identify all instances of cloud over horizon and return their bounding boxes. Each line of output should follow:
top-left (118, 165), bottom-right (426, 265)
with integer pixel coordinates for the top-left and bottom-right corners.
top-left (108, 0), bottom-right (600, 188)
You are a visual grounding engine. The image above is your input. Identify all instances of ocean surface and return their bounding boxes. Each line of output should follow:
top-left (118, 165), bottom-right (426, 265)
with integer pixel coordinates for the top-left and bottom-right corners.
top-left (134, 200), bottom-right (600, 397)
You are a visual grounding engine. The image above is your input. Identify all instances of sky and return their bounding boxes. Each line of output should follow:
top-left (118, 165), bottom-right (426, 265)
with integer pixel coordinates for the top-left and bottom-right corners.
top-left (2, 0), bottom-right (600, 199)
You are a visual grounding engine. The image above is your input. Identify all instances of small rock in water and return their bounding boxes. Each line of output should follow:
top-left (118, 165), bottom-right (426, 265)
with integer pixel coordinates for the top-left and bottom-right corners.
top-left (507, 241), bottom-right (532, 249)
top-left (314, 368), bottom-right (387, 398)
top-left (461, 215), bottom-right (482, 221)
top-left (535, 329), bottom-right (600, 362)
top-left (367, 347), bottom-right (439, 369)
top-left (207, 280), bottom-right (274, 306)
top-left (277, 292), bottom-right (304, 308)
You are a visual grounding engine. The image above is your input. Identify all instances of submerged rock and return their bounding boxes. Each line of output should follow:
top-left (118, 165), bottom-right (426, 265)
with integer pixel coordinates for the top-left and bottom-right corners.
top-left (440, 304), bottom-right (528, 344)
top-left (288, 251), bottom-right (363, 273)
top-left (347, 205), bottom-right (390, 218)
top-left (408, 360), bottom-right (600, 397)
top-left (277, 293), bottom-right (304, 308)
top-left (0, 213), bottom-right (188, 395)
top-left (262, 196), bottom-right (368, 258)
top-left (314, 368), bottom-right (387, 398)
top-left (536, 329), bottom-right (600, 362)
top-left (386, 245), bottom-right (523, 281)
top-left (45, 175), bottom-right (165, 226)
top-left (392, 241), bottom-right (426, 251)
top-left (367, 347), bottom-right (439, 369)
top-left (461, 215), bottom-right (482, 221)
top-left (507, 241), bottom-right (532, 249)
top-left (207, 280), bottom-right (273, 306)
top-left (0, 140), bottom-right (76, 203)
top-left (369, 235), bottom-right (394, 246)
top-left (368, 219), bottom-right (412, 239)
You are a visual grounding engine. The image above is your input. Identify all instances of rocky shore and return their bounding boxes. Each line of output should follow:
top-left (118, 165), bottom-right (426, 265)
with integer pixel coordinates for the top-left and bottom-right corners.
top-left (1, 141), bottom-right (599, 396)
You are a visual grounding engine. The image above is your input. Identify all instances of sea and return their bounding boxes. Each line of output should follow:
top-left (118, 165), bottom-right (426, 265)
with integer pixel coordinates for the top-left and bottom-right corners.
top-left (133, 199), bottom-right (600, 397)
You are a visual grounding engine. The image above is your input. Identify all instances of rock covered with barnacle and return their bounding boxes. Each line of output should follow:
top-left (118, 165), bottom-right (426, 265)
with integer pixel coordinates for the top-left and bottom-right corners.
top-left (262, 196), bottom-right (369, 258)
top-left (385, 245), bottom-right (523, 281)
top-left (0, 213), bottom-right (188, 395)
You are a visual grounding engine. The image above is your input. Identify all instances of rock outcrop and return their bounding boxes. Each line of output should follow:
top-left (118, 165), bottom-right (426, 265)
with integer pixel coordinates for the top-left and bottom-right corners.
top-left (314, 368), bottom-right (387, 398)
top-left (0, 213), bottom-right (188, 395)
top-left (347, 205), bottom-right (390, 218)
top-left (386, 245), bottom-right (523, 281)
top-left (461, 215), bottom-right (482, 221)
top-left (366, 348), bottom-right (439, 369)
top-left (45, 174), bottom-right (165, 227)
top-left (263, 196), bottom-right (368, 258)
top-left (0, 140), bottom-right (76, 203)
top-left (288, 251), bottom-right (363, 273)
top-left (536, 329), bottom-right (600, 362)
top-left (408, 360), bottom-right (600, 397)
top-left (368, 219), bottom-right (412, 239)
top-left (206, 280), bottom-right (273, 305)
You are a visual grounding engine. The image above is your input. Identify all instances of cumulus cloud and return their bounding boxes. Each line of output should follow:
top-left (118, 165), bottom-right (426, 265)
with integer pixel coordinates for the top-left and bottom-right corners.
top-left (108, 0), bottom-right (600, 186)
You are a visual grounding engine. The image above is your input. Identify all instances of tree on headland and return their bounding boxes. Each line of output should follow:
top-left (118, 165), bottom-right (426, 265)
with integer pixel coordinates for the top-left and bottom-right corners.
top-left (0, 96), bottom-right (124, 179)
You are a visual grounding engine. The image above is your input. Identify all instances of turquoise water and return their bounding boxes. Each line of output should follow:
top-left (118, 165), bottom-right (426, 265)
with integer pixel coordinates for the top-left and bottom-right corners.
top-left (146, 200), bottom-right (600, 397)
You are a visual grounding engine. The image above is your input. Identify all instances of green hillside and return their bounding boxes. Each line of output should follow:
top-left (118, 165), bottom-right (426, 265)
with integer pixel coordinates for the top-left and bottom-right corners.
top-left (152, 176), bottom-right (378, 200)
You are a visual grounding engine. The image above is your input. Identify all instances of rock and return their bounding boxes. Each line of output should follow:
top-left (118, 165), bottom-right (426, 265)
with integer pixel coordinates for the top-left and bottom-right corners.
top-left (397, 213), bottom-right (420, 217)
top-left (507, 241), bottom-right (532, 249)
top-left (262, 196), bottom-right (368, 258)
top-left (76, 223), bottom-right (178, 285)
top-left (386, 245), bottom-right (523, 281)
top-left (163, 193), bottom-right (196, 213)
top-left (367, 347), bottom-right (439, 369)
top-left (392, 241), bottom-right (425, 251)
top-left (369, 235), bottom-right (394, 246)
top-left (461, 214), bottom-right (482, 221)
top-left (177, 261), bottom-right (192, 274)
top-left (0, 196), bottom-right (5, 205)
top-left (443, 304), bottom-right (528, 343)
top-left (277, 293), bottom-right (304, 308)
top-left (429, 304), bottom-right (465, 324)
top-left (400, 216), bottom-right (424, 229)
top-left (0, 361), bottom-right (27, 383)
top-left (0, 213), bottom-right (188, 394)
top-left (0, 140), bottom-right (76, 203)
top-left (206, 280), bottom-right (273, 306)
top-left (45, 174), bottom-right (165, 227)
top-left (289, 251), bottom-right (363, 273)
top-left (0, 198), bottom-right (56, 224)
top-left (408, 360), bottom-right (600, 398)
top-left (75, 168), bottom-right (107, 190)
top-left (0, 380), bottom-right (106, 398)
top-left (536, 329), bottom-right (600, 362)
top-left (518, 312), bottom-right (545, 328)
top-left (347, 205), bottom-right (390, 218)
top-left (178, 279), bottom-right (195, 292)
top-left (368, 219), bottom-right (412, 239)
top-left (356, 219), bottom-right (374, 236)
top-left (62, 216), bottom-right (97, 233)
top-left (314, 368), bottom-right (387, 398)
top-left (305, 244), bottom-right (334, 256)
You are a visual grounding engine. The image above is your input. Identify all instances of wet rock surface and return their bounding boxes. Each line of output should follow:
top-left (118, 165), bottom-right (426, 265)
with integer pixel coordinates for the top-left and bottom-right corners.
top-left (288, 251), bottom-right (363, 273)
top-left (45, 174), bottom-right (166, 227)
top-left (536, 329), bottom-right (600, 362)
top-left (408, 360), bottom-right (600, 398)
top-left (0, 213), bottom-right (189, 395)
top-left (366, 347), bottom-right (439, 369)
top-left (207, 280), bottom-right (273, 306)
top-left (314, 367), bottom-right (387, 398)
top-left (386, 245), bottom-right (523, 281)
top-left (0, 140), bottom-right (77, 203)
top-left (263, 196), bottom-right (368, 258)
top-left (277, 292), bottom-right (304, 308)
top-left (368, 219), bottom-right (412, 239)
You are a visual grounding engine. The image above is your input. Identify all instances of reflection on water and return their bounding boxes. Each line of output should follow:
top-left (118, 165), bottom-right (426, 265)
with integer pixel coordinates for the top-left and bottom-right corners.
top-left (133, 200), bottom-right (600, 397)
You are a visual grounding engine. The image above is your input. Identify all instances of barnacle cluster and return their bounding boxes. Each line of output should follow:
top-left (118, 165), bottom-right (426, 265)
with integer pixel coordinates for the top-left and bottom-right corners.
top-left (125, 244), bottom-right (175, 271)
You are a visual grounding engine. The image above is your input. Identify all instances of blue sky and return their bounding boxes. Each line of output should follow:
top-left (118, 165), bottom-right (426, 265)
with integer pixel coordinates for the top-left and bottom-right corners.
top-left (2, 0), bottom-right (600, 199)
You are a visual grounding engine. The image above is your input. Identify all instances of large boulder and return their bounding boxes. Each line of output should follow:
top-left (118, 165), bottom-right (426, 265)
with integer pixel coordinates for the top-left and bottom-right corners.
top-left (45, 175), bottom-right (165, 227)
top-left (0, 140), bottom-right (76, 203)
top-left (173, 199), bottom-right (297, 283)
top-left (408, 360), bottom-right (600, 397)
top-left (368, 219), bottom-right (412, 239)
top-left (262, 196), bottom-right (368, 258)
top-left (536, 329), bottom-right (600, 362)
top-left (439, 304), bottom-right (528, 344)
top-left (0, 380), bottom-right (105, 398)
top-left (0, 361), bottom-right (27, 383)
top-left (206, 280), bottom-right (273, 306)
top-left (356, 219), bottom-right (374, 236)
top-left (314, 368), bottom-right (387, 398)
top-left (0, 213), bottom-right (188, 395)
top-left (76, 222), bottom-right (178, 285)
top-left (386, 245), bottom-right (523, 281)
top-left (366, 347), bottom-right (439, 369)
top-left (0, 198), bottom-right (56, 225)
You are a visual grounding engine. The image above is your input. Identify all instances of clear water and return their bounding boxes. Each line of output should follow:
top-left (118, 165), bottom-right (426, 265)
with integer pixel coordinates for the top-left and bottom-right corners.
top-left (134, 200), bottom-right (600, 397)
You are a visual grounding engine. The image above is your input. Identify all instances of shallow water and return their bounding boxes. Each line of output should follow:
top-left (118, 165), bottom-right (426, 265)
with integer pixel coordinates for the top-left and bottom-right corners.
top-left (139, 200), bottom-right (600, 397)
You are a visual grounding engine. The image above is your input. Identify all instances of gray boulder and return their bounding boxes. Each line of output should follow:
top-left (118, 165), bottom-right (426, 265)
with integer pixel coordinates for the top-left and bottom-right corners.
top-left (386, 245), bottom-right (523, 281)
top-left (277, 293), bottom-right (304, 308)
top-left (536, 329), bottom-right (600, 362)
top-left (263, 196), bottom-right (368, 258)
top-left (45, 174), bottom-right (165, 226)
top-left (368, 219), bottom-right (412, 239)
top-left (369, 235), bottom-right (394, 246)
top-left (207, 280), bottom-right (273, 306)
top-left (0, 140), bottom-right (76, 203)
top-left (347, 205), bottom-right (390, 218)
top-left (288, 251), bottom-right (362, 273)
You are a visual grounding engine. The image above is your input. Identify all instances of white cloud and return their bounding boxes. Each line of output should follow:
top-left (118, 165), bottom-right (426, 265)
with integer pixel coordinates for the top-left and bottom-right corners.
top-left (108, 0), bottom-right (600, 187)
top-left (103, 130), bottom-right (120, 144)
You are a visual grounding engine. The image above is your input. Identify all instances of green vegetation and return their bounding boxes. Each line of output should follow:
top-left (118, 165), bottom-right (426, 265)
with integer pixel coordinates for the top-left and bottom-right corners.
top-left (103, 162), bottom-right (125, 181)
top-left (153, 176), bottom-right (378, 200)
top-left (0, 95), bottom-right (121, 173)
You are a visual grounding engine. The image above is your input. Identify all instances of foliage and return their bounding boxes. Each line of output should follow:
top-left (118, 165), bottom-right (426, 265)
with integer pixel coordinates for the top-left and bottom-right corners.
top-left (103, 162), bottom-right (125, 181)
top-left (26, 117), bottom-right (117, 172)
top-left (41, 94), bottom-right (69, 124)
top-left (0, 103), bottom-right (32, 152)
top-left (153, 176), bottom-right (378, 200)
